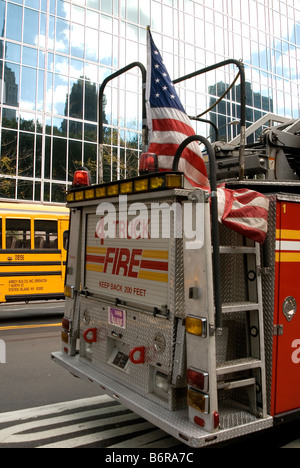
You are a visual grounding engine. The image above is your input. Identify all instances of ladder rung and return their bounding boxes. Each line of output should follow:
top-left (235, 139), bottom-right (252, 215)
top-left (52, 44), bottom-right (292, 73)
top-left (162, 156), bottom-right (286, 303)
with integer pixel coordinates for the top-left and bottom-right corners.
top-left (217, 358), bottom-right (261, 375)
top-left (222, 301), bottom-right (260, 313)
top-left (219, 246), bottom-right (257, 254)
top-left (218, 377), bottom-right (256, 390)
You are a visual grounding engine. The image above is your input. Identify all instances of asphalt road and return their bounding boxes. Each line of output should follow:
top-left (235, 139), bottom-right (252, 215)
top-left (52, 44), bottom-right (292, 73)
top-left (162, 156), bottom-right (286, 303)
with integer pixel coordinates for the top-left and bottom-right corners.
top-left (0, 301), bottom-right (299, 449)
top-left (0, 301), bottom-right (100, 412)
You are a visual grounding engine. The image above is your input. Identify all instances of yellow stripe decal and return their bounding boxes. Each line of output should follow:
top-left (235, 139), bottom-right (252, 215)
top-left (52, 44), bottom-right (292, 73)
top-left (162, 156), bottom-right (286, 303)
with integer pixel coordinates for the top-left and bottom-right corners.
top-left (138, 271), bottom-right (168, 283)
top-left (86, 246), bottom-right (107, 255)
top-left (142, 250), bottom-right (169, 260)
top-left (276, 252), bottom-right (300, 263)
top-left (276, 229), bottom-right (300, 240)
top-left (86, 263), bottom-right (104, 272)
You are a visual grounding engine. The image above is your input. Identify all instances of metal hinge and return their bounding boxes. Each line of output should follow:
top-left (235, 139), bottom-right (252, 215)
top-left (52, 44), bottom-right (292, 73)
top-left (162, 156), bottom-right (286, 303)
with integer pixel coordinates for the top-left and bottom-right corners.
top-left (273, 324), bottom-right (283, 336)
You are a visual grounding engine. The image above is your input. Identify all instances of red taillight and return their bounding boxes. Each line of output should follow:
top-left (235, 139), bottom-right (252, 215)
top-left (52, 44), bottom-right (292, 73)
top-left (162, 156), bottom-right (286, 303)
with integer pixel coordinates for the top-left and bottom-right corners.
top-left (73, 169), bottom-right (91, 187)
top-left (139, 153), bottom-right (158, 174)
top-left (62, 317), bottom-right (71, 331)
top-left (187, 368), bottom-right (209, 392)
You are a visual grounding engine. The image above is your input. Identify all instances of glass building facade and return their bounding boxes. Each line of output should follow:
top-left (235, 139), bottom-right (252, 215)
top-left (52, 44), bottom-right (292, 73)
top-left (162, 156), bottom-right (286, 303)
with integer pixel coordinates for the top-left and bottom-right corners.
top-left (0, 0), bottom-right (299, 202)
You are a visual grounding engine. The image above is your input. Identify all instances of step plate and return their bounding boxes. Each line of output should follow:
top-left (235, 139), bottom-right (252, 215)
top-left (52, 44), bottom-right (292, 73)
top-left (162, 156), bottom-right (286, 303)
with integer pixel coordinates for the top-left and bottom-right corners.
top-left (52, 351), bottom-right (273, 447)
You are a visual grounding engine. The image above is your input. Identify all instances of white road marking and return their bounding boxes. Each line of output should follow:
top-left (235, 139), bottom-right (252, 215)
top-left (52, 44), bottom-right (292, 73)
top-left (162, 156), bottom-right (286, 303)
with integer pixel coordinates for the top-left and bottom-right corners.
top-left (0, 396), bottom-right (181, 448)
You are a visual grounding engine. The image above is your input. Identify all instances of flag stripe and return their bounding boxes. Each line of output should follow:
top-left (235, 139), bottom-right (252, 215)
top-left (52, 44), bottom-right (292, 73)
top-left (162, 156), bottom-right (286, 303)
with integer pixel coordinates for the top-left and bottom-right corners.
top-left (146, 28), bottom-right (269, 244)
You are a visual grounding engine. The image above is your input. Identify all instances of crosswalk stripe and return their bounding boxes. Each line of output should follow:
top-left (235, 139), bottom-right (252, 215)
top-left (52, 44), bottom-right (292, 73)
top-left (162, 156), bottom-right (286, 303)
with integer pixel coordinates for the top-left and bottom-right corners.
top-left (0, 395), bottom-right (112, 424)
top-left (38, 421), bottom-right (155, 449)
top-left (1, 410), bottom-right (139, 444)
top-left (0, 396), bottom-right (182, 448)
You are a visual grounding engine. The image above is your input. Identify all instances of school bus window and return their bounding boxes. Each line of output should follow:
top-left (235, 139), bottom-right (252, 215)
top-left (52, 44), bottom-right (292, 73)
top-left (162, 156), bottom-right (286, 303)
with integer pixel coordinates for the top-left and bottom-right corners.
top-left (6, 219), bottom-right (31, 249)
top-left (34, 220), bottom-right (58, 249)
top-left (0, 218), bottom-right (2, 249)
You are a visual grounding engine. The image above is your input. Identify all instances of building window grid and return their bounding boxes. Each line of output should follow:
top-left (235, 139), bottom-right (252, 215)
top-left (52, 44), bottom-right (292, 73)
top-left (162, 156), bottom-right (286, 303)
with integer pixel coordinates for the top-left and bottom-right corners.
top-left (0, 0), bottom-right (299, 200)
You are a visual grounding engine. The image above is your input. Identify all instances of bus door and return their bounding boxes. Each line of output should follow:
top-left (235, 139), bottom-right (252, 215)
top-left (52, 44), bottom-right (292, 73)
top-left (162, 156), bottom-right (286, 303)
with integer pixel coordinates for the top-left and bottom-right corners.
top-left (33, 219), bottom-right (65, 298)
top-left (0, 217), bottom-right (31, 302)
top-left (57, 218), bottom-right (69, 282)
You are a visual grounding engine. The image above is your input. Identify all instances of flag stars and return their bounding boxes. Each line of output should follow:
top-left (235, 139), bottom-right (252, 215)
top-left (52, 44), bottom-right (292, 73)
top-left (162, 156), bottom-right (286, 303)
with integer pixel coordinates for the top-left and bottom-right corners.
top-left (155, 64), bottom-right (159, 69)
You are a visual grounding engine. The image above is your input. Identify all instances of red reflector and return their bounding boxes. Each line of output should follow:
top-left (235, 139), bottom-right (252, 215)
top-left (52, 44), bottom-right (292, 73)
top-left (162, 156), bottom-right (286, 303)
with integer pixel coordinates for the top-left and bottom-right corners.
top-left (214, 411), bottom-right (220, 429)
top-left (187, 368), bottom-right (209, 392)
top-left (194, 416), bottom-right (205, 427)
top-left (73, 170), bottom-right (90, 187)
top-left (139, 153), bottom-right (158, 174)
top-left (62, 317), bottom-right (70, 331)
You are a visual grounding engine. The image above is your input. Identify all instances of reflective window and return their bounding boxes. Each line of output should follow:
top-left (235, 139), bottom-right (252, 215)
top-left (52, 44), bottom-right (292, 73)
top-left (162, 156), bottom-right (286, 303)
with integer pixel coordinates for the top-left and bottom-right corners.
top-left (69, 119), bottom-right (82, 139)
top-left (57, 0), bottom-right (70, 19)
top-left (39, 13), bottom-right (46, 48)
top-left (56, 18), bottom-right (70, 54)
top-left (6, 3), bottom-right (22, 42)
top-left (69, 77), bottom-right (83, 119)
top-left (127, 0), bottom-right (138, 23)
top-left (55, 54), bottom-right (69, 74)
top-left (44, 136), bottom-right (51, 178)
top-left (52, 137), bottom-right (67, 180)
top-left (5, 42), bottom-right (21, 63)
top-left (68, 139), bottom-right (82, 180)
top-left (85, 28), bottom-right (98, 61)
top-left (35, 133), bottom-right (42, 178)
top-left (19, 132), bottom-right (34, 177)
top-left (53, 74), bottom-right (68, 116)
top-left (4, 62), bottom-right (20, 107)
top-left (84, 123), bottom-right (97, 142)
top-left (37, 69), bottom-right (44, 111)
top-left (25, 0), bottom-right (39, 10)
top-left (22, 46), bottom-right (38, 67)
top-left (0, 218), bottom-right (2, 249)
top-left (20, 66), bottom-right (37, 109)
top-left (0, 128), bottom-right (17, 175)
top-left (101, 0), bottom-right (112, 14)
top-left (2, 107), bottom-right (18, 129)
top-left (70, 58), bottom-right (83, 78)
top-left (0, 0), bottom-right (5, 37)
top-left (6, 219), bottom-right (31, 250)
top-left (71, 23), bottom-right (84, 58)
top-left (23, 8), bottom-right (39, 46)
top-left (85, 80), bottom-right (97, 122)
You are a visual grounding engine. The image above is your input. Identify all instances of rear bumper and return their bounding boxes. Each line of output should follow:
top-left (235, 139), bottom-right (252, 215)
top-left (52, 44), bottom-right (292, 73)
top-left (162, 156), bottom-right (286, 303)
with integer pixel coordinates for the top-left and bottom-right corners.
top-left (51, 351), bottom-right (274, 447)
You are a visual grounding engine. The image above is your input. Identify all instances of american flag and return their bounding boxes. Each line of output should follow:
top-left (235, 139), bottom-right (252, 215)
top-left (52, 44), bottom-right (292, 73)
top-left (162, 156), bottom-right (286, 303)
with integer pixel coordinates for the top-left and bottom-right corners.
top-left (146, 29), bottom-right (210, 190)
top-left (146, 29), bottom-right (269, 243)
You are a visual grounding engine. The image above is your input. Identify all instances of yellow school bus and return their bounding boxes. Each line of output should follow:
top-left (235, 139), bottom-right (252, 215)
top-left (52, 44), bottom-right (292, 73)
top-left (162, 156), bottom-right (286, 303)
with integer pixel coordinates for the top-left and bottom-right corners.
top-left (0, 201), bottom-right (69, 303)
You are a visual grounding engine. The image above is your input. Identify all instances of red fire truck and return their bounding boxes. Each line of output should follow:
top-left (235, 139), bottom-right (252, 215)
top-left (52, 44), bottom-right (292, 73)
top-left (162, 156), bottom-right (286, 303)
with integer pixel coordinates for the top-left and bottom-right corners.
top-left (52, 59), bottom-right (300, 447)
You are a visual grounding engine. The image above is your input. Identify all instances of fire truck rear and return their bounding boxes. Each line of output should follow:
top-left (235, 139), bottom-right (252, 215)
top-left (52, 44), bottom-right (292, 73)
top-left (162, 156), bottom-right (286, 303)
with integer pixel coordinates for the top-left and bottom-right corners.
top-left (52, 62), bottom-right (300, 447)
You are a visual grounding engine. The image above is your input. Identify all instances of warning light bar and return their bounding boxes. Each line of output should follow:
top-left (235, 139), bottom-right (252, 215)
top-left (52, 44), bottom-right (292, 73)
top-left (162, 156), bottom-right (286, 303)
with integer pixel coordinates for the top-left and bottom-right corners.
top-left (66, 172), bottom-right (183, 204)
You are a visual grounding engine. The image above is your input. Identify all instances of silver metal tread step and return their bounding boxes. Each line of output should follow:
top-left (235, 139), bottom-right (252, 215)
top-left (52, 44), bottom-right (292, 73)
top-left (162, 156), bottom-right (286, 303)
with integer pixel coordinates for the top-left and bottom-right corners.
top-left (217, 377), bottom-right (256, 390)
top-left (222, 301), bottom-right (260, 313)
top-left (216, 357), bottom-right (262, 375)
top-left (219, 246), bottom-right (257, 254)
